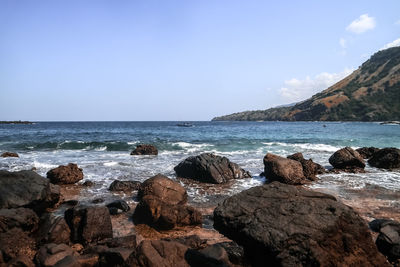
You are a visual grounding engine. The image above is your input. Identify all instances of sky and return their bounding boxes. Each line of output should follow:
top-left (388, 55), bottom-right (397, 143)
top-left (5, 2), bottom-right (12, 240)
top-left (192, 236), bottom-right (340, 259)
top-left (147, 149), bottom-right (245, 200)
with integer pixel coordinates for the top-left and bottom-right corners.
top-left (0, 0), bottom-right (399, 121)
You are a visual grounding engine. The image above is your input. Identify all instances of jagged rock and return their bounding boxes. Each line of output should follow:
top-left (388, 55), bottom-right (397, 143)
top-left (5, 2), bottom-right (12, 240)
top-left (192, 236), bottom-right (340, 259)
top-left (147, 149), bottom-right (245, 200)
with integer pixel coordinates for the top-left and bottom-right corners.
top-left (126, 240), bottom-right (190, 267)
top-left (0, 208), bottom-right (39, 233)
top-left (65, 205), bottom-right (113, 244)
top-left (213, 182), bottom-right (390, 267)
top-left (368, 147), bottom-right (400, 169)
top-left (133, 195), bottom-right (202, 230)
top-left (0, 228), bottom-right (36, 262)
top-left (263, 153), bottom-right (306, 184)
top-left (138, 174), bottom-right (187, 205)
top-left (287, 152), bottom-right (325, 180)
top-left (130, 144), bottom-right (158, 155)
top-left (329, 147), bottom-right (365, 170)
top-left (174, 153), bottom-right (251, 184)
top-left (106, 200), bottom-right (130, 213)
top-left (370, 219), bottom-right (400, 263)
top-left (356, 147), bottom-right (381, 159)
top-left (1, 152), bottom-right (19, 158)
top-left (0, 170), bottom-right (60, 213)
top-left (47, 163), bottom-right (84, 184)
top-left (36, 213), bottom-right (71, 244)
top-left (109, 180), bottom-right (141, 192)
top-left (35, 243), bottom-right (76, 267)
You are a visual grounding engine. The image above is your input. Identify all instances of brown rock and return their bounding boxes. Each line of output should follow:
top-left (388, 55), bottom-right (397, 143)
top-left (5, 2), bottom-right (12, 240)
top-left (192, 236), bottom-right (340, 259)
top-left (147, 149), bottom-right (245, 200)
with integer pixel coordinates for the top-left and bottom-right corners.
top-left (263, 153), bottom-right (306, 184)
top-left (287, 152), bottom-right (325, 180)
top-left (65, 205), bottom-right (113, 244)
top-left (368, 147), bottom-right (400, 169)
top-left (329, 147), bottom-right (365, 170)
top-left (133, 195), bottom-right (202, 230)
top-left (174, 153), bottom-right (251, 184)
top-left (138, 174), bottom-right (187, 205)
top-left (0, 208), bottom-right (39, 233)
top-left (130, 144), bottom-right (158, 155)
top-left (35, 243), bottom-right (75, 267)
top-left (47, 163), bottom-right (84, 184)
top-left (36, 213), bottom-right (71, 244)
top-left (0, 228), bottom-right (36, 262)
top-left (7, 255), bottom-right (35, 267)
top-left (356, 147), bottom-right (381, 159)
top-left (213, 182), bottom-right (390, 266)
top-left (109, 180), bottom-right (141, 192)
top-left (126, 239), bottom-right (190, 267)
top-left (0, 152), bottom-right (19, 158)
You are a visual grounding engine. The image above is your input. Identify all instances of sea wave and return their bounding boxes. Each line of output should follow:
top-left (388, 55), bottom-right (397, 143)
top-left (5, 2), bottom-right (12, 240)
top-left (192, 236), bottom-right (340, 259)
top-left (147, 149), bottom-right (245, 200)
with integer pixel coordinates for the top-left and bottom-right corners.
top-left (262, 142), bottom-right (341, 152)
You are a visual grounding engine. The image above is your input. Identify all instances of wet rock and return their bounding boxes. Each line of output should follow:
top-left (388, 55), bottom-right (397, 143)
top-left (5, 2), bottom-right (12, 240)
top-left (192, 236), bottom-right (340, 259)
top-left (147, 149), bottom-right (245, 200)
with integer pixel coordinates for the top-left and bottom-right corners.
top-left (0, 228), bottom-right (36, 262)
top-left (130, 144), bottom-right (158, 155)
top-left (138, 174), bottom-right (187, 205)
top-left (0, 208), bottom-right (39, 233)
top-left (0, 170), bottom-right (60, 213)
top-left (174, 153), bottom-right (251, 184)
top-left (287, 152), bottom-right (325, 180)
top-left (163, 235), bottom-right (207, 250)
top-left (368, 147), bottom-right (400, 169)
top-left (76, 254), bottom-right (99, 266)
top-left (263, 153), bottom-right (306, 184)
top-left (133, 195), bottom-right (202, 230)
top-left (47, 163), bottom-right (84, 184)
top-left (109, 180), bottom-right (141, 192)
top-left (356, 147), bottom-right (381, 159)
top-left (213, 182), bottom-right (390, 267)
top-left (97, 234), bottom-right (143, 249)
top-left (62, 199), bottom-right (79, 206)
top-left (65, 205), bottom-right (113, 244)
top-left (82, 180), bottom-right (94, 186)
top-left (186, 244), bottom-right (231, 267)
top-left (218, 242), bottom-right (249, 266)
top-left (92, 198), bottom-right (105, 204)
top-left (329, 147), bottom-right (365, 170)
top-left (35, 243), bottom-right (75, 267)
top-left (36, 213), bottom-right (71, 244)
top-left (106, 200), bottom-right (130, 213)
top-left (1, 152), bottom-right (19, 158)
top-left (98, 247), bottom-right (134, 267)
top-left (370, 219), bottom-right (400, 263)
top-left (126, 239), bottom-right (190, 267)
top-left (53, 255), bottom-right (80, 267)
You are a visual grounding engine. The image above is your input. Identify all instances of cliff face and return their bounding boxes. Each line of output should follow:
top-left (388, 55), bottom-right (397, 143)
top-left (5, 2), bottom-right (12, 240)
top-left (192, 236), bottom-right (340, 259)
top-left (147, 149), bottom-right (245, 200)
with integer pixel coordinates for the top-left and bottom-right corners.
top-left (212, 46), bottom-right (400, 121)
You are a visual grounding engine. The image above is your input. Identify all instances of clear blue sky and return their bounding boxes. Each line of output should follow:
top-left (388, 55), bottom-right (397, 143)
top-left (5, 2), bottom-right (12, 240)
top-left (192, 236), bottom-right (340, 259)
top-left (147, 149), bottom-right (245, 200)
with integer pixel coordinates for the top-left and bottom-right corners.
top-left (1, 0), bottom-right (399, 121)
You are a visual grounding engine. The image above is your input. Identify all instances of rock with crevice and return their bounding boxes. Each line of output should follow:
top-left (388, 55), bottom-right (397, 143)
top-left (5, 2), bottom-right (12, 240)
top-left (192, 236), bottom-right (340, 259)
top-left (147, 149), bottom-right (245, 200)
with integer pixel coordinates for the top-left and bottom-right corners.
top-left (368, 147), bottom-right (400, 169)
top-left (213, 182), bottom-right (390, 267)
top-left (35, 213), bottom-right (71, 245)
top-left (0, 208), bottom-right (39, 233)
top-left (35, 243), bottom-right (76, 267)
top-left (263, 153), bottom-right (306, 184)
top-left (369, 219), bottom-right (400, 263)
top-left (174, 153), bottom-right (251, 184)
top-left (0, 228), bottom-right (37, 262)
top-left (287, 152), bottom-right (325, 180)
top-left (356, 147), bottom-right (381, 159)
top-left (47, 163), bottom-right (84, 184)
top-left (329, 147), bottom-right (365, 171)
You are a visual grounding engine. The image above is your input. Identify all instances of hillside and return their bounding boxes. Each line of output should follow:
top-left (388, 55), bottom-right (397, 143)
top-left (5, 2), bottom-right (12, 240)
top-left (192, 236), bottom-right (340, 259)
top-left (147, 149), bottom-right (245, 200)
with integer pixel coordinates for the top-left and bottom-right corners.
top-left (212, 46), bottom-right (400, 121)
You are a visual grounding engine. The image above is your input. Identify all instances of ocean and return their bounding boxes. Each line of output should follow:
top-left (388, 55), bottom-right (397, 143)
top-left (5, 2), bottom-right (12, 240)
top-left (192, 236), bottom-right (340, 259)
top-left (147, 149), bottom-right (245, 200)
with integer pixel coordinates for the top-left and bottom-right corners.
top-left (1, 121), bottom-right (399, 218)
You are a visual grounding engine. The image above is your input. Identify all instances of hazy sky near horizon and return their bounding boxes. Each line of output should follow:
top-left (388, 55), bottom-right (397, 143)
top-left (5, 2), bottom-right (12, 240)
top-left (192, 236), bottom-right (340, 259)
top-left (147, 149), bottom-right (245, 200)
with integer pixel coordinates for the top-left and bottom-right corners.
top-left (1, 0), bottom-right (399, 121)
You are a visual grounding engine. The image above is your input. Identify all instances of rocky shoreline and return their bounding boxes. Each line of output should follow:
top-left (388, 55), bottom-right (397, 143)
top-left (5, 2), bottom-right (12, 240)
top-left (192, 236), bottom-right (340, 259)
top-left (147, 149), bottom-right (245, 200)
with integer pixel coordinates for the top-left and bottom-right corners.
top-left (0, 145), bottom-right (399, 266)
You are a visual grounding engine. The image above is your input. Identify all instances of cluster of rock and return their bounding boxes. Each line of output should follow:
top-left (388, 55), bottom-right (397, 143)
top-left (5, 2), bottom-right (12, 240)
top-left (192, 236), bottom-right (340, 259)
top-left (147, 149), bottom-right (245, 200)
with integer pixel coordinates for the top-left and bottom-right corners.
top-left (130, 144), bottom-right (158, 155)
top-left (0, 152), bottom-right (19, 158)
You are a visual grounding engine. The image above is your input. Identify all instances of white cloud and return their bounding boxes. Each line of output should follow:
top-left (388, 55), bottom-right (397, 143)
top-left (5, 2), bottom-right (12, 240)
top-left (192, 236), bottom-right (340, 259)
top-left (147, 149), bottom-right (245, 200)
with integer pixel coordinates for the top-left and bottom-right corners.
top-left (380, 38), bottom-right (400, 50)
top-left (339, 38), bottom-right (347, 48)
top-left (279, 68), bottom-right (354, 102)
top-left (346, 14), bottom-right (376, 34)
top-left (395, 20), bottom-right (400, 25)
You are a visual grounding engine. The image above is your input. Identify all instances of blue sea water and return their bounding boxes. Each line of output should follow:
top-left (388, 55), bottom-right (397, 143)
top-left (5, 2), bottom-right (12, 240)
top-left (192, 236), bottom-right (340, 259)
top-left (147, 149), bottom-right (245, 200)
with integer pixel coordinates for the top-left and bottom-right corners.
top-left (1, 121), bottom-right (399, 206)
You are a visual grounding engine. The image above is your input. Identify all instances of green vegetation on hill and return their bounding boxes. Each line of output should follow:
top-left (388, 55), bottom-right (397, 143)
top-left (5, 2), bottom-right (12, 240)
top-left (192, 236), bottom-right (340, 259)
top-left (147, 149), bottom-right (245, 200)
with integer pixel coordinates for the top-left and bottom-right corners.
top-left (212, 46), bottom-right (400, 121)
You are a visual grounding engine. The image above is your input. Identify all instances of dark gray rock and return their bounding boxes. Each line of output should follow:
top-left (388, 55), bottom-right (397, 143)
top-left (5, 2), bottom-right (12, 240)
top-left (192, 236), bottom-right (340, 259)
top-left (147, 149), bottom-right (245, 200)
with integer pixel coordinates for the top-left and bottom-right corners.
top-left (213, 182), bottom-right (389, 267)
top-left (0, 208), bottom-right (39, 233)
top-left (109, 180), bottom-right (141, 192)
top-left (0, 170), bottom-right (60, 213)
top-left (65, 205), bottom-right (113, 244)
top-left (329, 147), bottom-right (365, 170)
top-left (106, 200), bottom-right (130, 213)
top-left (35, 243), bottom-right (75, 267)
top-left (36, 213), bottom-right (71, 244)
top-left (370, 219), bottom-right (400, 263)
top-left (174, 153), bottom-right (251, 184)
top-left (356, 147), bottom-right (381, 159)
top-left (368, 147), bottom-right (400, 169)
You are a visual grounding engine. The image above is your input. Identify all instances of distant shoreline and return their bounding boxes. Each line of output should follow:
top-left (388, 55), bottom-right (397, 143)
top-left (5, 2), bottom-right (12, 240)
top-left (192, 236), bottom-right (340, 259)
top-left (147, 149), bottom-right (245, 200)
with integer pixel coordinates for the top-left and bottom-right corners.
top-left (0, 120), bottom-right (33, 124)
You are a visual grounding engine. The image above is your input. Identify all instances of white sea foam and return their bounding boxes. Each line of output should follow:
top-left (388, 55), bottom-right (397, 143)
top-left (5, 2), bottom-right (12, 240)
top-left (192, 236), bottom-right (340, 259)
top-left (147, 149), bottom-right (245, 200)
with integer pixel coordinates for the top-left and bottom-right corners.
top-left (262, 142), bottom-right (341, 152)
top-left (95, 146), bottom-right (107, 151)
top-left (103, 161), bottom-right (118, 167)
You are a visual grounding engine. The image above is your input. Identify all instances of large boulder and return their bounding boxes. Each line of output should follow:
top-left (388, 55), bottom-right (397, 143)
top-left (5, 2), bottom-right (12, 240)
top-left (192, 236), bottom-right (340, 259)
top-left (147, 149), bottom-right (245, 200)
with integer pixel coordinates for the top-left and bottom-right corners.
top-left (368, 148), bottom-right (400, 169)
top-left (138, 174), bottom-right (187, 205)
top-left (133, 195), bottom-right (202, 230)
top-left (65, 205), bottom-right (113, 244)
top-left (263, 153), bottom-right (306, 184)
top-left (287, 152), bottom-right (325, 181)
top-left (0, 208), bottom-right (39, 233)
top-left (329, 147), bottom-right (365, 170)
top-left (0, 228), bottom-right (37, 262)
top-left (174, 153), bottom-right (251, 184)
top-left (369, 219), bottom-right (400, 263)
top-left (109, 180), bottom-right (141, 192)
top-left (130, 144), bottom-right (158, 155)
top-left (213, 182), bottom-right (390, 267)
top-left (0, 170), bottom-right (60, 213)
top-left (356, 147), bottom-right (381, 159)
top-left (1, 152), bottom-right (19, 158)
top-left (47, 163), bottom-right (84, 184)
